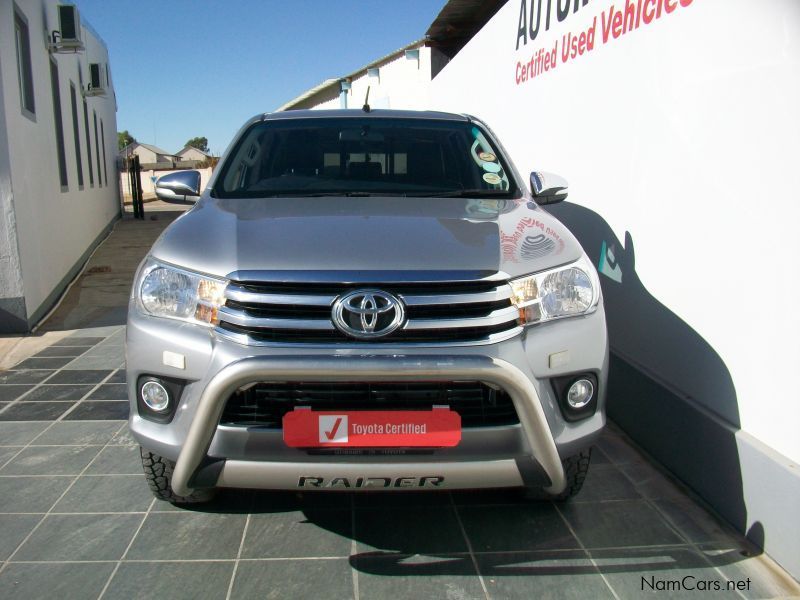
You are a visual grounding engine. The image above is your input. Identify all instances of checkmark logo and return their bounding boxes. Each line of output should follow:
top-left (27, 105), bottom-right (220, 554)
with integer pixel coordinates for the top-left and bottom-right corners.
top-left (319, 415), bottom-right (348, 444)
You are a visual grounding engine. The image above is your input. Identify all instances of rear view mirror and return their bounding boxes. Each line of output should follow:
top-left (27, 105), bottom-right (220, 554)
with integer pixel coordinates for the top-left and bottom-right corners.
top-left (530, 171), bottom-right (568, 205)
top-left (339, 129), bottom-right (385, 143)
top-left (155, 170), bottom-right (201, 202)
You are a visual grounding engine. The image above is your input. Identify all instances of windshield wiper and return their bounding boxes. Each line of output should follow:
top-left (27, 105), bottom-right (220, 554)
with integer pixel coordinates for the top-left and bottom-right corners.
top-left (405, 189), bottom-right (514, 198)
top-left (306, 191), bottom-right (375, 197)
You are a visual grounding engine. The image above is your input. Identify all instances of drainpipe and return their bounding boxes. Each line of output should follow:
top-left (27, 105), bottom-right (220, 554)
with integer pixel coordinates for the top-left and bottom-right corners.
top-left (339, 80), bottom-right (351, 109)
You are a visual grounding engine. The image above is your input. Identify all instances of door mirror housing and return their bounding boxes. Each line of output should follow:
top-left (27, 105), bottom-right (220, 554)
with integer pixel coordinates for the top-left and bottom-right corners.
top-left (155, 170), bottom-right (201, 202)
top-left (530, 171), bottom-right (568, 205)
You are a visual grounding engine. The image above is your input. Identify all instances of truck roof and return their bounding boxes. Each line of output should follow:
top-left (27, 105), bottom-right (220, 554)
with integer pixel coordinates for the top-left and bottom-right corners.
top-left (261, 109), bottom-right (471, 122)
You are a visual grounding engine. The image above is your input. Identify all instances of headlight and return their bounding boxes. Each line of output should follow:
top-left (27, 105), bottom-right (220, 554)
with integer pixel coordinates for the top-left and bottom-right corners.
top-left (136, 259), bottom-right (227, 326)
top-left (510, 256), bottom-right (600, 326)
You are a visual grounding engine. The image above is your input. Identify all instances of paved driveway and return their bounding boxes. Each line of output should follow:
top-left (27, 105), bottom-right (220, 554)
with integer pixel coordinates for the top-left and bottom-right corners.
top-left (0, 213), bottom-right (797, 599)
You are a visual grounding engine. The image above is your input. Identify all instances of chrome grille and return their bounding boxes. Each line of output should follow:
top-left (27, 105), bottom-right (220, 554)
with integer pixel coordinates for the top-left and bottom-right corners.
top-left (220, 381), bottom-right (519, 428)
top-left (215, 279), bottom-right (522, 345)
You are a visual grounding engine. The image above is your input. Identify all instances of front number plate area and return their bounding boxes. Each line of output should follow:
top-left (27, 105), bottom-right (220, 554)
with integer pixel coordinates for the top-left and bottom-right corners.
top-left (283, 408), bottom-right (461, 448)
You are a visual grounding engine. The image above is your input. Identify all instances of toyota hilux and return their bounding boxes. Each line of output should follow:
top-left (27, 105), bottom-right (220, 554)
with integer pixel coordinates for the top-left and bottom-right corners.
top-left (127, 109), bottom-right (607, 503)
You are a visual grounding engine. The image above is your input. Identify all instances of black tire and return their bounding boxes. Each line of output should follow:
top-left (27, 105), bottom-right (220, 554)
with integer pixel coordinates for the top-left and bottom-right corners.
top-left (140, 447), bottom-right (216, 504)
top-left (523, 448), bottom-right (592, 501)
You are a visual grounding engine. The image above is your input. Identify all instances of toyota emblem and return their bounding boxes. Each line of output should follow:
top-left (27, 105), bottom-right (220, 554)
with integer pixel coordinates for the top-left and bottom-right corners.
top-left (332, 290), bottom-right (405, 339)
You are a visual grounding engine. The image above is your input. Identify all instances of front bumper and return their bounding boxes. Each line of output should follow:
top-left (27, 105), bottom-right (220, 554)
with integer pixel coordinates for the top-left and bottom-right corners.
top-left (127, 301), bottom-right (608, 497)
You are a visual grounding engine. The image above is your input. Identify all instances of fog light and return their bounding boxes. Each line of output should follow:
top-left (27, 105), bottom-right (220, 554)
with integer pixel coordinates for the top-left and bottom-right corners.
top-left (141, 381), bottom-right (170, 412)
top-left (567, 379), bottom-right (594, 409)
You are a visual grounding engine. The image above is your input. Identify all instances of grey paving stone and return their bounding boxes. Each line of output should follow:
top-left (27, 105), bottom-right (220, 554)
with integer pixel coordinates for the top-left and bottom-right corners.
top-left (651, 497), bottom-right (739, 545)
top-left (14, 513), bottom-right (141, 560)
top-left (230, 559), bottom-right (352, 600)
top-left (0, 446), bottom-right (23, 465)
top-left (103, 561), bottom-right (234, 600)
top-left (107, 369), bottom-right (126, 384)
top-left (109, 424), bottom-right (137, 446)
top-left (476, 550), bottom-right (615, 600)
top-left (21, 384), bottom-right (93, 402)
top-left (88, 383), bottom-right (128, 400)
top-left (52, 336), bottom-right (106, 346)
top-left (31, 420), bottom-right (122, 445)
top-left (242, 509), bottom-right (352, 558)
top-left (595, 430), bottom-right (649, 465)
top-left (0, 513), bottom-right (41, 559)
top-left (153, 489), bottom-right (253, 513)
top-left (0, 370), bottom-right (55, 384)
top-left (0, 562), bottom-right (116, 600)
top-left (0, 421), bottom-right (50, 445)
top-left (126, 512), bottom-right (248, 560)
top-left (63, 355), bottom-right (124, 370)
top-left (45, 369), bottom-right (112, 384)
top-left (618, 461), bottom-right (691, 501)
top-left (85, 444), bottom-right (143, 474)
top-left (33, 346), bottom-right (88, 358)
top-left (0, 402), bottom-right (75, 421)
top-left (1, 444), bottom-right (101, 475)
top-left (65, 400), bottom-right (129, 420)
top-left (0, 384), bottom-right (34, 402)
top-left (572, 464), bottom-right (642, 503)
top-left (0, 401), bottom-right (9, 411)
top-left (591, 445), bottom-right (612, 464)
top-left (458, 503), bottom-right (579, 552)
top-left (0, 476), bottom-right (73, 512)
top-left (591, 546), bottom-right (732, 599)
top-left (355, 506), bottom-right (468, 554)
top-left (13, 357), bottom-right (73, 370)
top-left (53, 474), bottom-right (154, 513)
top-left (354, 552), bottom-right (485, 599)
top-left (560, 499), bottom-right (684, 549)
top-left (704, 542), bottom-right (800, 599)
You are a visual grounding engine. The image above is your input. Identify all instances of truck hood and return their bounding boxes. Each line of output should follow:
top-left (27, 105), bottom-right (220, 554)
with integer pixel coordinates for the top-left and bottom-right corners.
top-left (150, 195), bottom-right (585, 281)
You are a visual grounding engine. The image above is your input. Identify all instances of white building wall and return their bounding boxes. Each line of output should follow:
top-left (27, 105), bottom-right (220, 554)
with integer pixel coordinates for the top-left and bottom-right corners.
top-left (313, 46), bottom-right (433, 111)
top-left (429, 0), bottom-right (800, 465)
top-left (427, 0), bottom-right (800, 577)
top-left (0, 0), bottom-right (119, 329)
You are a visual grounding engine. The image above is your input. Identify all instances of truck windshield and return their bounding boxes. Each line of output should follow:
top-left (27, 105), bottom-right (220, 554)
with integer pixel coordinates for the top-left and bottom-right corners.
top-left (213, 117), bottom-right (518, 198)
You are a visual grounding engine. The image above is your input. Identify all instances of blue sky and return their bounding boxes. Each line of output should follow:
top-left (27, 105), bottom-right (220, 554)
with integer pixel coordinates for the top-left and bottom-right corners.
top-left (76, 0), bottom-right (445, 155)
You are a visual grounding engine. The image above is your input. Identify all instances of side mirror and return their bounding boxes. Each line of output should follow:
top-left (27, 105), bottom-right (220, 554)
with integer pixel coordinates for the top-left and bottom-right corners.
top-left (530, 171), bottom-right (568, 205)
top-left (155, 170), bottom-right (201, 202)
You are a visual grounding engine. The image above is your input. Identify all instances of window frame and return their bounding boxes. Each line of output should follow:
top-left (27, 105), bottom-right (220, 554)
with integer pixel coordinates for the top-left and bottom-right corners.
top-left (13, 4), bottom-right (36, 120)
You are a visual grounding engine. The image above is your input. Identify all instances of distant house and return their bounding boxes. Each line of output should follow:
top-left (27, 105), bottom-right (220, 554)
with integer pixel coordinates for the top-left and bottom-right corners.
top-left (176, 145), bottom-right (210, 162)
top-left (119, 142), bottom-right (177, 165)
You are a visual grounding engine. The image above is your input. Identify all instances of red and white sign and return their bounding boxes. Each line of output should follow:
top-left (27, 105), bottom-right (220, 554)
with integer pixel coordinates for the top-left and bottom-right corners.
top-left (283, 408), bottom-right (461, 448)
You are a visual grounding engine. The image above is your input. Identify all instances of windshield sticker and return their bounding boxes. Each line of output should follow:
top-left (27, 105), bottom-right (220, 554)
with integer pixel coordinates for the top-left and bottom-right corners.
top-left (483, 173), bottom-right (502, 185)
top-left (481, 161), bottom-right (502, 174)
top-left (479, 152), bottom-right (496, 162)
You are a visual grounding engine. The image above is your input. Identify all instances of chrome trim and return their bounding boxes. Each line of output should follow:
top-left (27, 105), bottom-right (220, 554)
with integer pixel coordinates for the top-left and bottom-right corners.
top-left (400, 287), bottom-right (512, 306)
top-left (216, 459), bottom-right (524, 490)
top-left (212, 324), bottom-right (524, 348)
top-left (404, 306), bottom-right (519, 330)
top-left (217, 307), bottom-right (335, 330)
top-left (225, 285), bottom-right (336, 307)
top-left (170, 355), bottom-right (566, 497)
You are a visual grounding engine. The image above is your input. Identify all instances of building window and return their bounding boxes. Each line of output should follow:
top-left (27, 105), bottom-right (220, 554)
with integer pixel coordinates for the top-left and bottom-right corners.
top-left (49, 58), bottom-right (68, 190)
top-left (93, 110), bottom-right (102, 186)
top-left (100, 119), bottom-right (108, 186)
top-left (83, 99), bottom-right (94, 186)
top-left (14, 6), bottom-right (35, 117)
top-left (69, 83), bottom-right (84, 188)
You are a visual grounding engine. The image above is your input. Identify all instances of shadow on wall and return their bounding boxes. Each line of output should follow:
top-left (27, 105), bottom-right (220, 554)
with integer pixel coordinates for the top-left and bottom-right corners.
top-left (546, 201), bottom-right (757, 549)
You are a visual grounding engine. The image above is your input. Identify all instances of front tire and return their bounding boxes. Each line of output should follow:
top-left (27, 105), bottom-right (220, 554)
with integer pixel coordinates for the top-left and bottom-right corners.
top-left (140, 448), bottom-right (216, 504)
top-left (523, 448), bottom-right (592, 501)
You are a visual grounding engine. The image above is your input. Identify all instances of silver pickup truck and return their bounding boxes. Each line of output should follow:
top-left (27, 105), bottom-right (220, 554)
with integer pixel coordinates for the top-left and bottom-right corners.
top-left (128, 109), bottom-right (607, 503)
